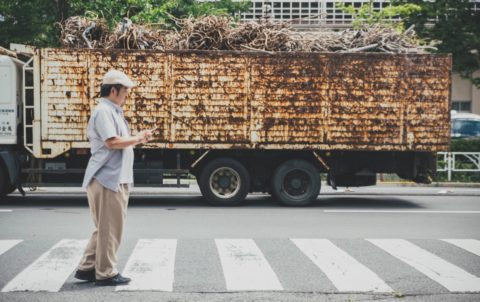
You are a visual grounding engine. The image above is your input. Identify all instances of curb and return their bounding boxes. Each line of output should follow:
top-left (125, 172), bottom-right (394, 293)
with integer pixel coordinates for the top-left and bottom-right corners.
top-left (377, 182), bottom-right (480, 188)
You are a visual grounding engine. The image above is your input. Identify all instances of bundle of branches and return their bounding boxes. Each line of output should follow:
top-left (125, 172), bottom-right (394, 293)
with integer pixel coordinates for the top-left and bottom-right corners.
top-left (303, 24), bottom-right (434, 53)
top-left (170, 15), bottom-right (232, 50)
top-left (105, 18), bottom-right (167, 50)
top-left (225, 20), bottom-right (302, 52)
top-left (59, 16), bottom-right (109, 49)
top-left (59, 15), bottom-right (431, 54)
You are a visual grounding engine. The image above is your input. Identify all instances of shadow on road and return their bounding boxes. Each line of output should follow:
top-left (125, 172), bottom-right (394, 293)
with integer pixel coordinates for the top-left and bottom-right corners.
top-left (0, 194), bottom-right (422, 209)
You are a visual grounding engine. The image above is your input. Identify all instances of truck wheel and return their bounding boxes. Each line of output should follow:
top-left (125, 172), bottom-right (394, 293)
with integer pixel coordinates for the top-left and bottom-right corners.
top-left (271, 159), bottom-right (320, 206)
top-left (198, 158), bottom-right (250, 206)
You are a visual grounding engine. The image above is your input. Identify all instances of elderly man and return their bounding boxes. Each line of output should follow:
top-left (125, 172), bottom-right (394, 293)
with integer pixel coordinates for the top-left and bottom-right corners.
top-left (75, 70), bottom-right (153, 286)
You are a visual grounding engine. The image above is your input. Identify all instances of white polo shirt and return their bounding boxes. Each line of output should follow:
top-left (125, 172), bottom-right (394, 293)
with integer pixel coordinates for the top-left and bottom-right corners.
top-left (82, 98), bottom-right (134, 192)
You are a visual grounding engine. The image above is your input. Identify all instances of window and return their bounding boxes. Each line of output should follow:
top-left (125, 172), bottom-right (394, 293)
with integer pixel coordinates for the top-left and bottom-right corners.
top-left (452, 119), bottom-right (480, 137)
top-left (239, 0), bottom-right (403, 27)
top-left (472, 0), bottom-right (480, 12)
top-left (452, 101), bottom-right (472, 113)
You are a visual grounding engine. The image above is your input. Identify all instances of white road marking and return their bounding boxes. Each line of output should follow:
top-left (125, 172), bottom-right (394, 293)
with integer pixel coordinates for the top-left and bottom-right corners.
top-left (215, 239), bottom-right (283, 291)
top-left (442, 239), bottom-right (480, 257)
top-left (0, 240), bottom-right (22, 256)
top-left (1, 239), bottom-right (88, 292)
top-left (324, 210), bottom-right (480, 214)
top-left (291, 239), bottom-right (392, 293)
top-left (367, 239), bottom-right (480, 292)
top-left (116, 239), bottom-right (177, 291)
top-left (0, 210), bottom-right (13, 212)
top-left (437, 190), bottom-right (454, 194)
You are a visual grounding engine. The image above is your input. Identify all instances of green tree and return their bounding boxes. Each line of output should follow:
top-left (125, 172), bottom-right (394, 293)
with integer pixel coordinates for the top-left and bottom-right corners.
top-left (68, 0), bottom-right (250, 27)
top-left (338, 0), bottom-right (422, 31)
top-left (0, 0), bottom-right (250, 47)
top-left (174, 0), bottom-right (250, 18)
top-left (0, 0), bottom-right (69, 47)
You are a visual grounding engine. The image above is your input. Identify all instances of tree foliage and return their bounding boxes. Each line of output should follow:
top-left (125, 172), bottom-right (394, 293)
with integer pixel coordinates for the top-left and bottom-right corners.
top-left (0, 0), bottom-right (65, 47)
top-left (0, 0), bottom-right (250, 47)
top-left (338, 0), bottom-right (422, 31)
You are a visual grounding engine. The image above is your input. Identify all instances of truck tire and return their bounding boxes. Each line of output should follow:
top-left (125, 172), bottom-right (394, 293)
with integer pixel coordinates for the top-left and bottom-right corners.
top-left (271, 159), bottom-right (320, 206)
top-left (198, 158), bottom-right (250, 206)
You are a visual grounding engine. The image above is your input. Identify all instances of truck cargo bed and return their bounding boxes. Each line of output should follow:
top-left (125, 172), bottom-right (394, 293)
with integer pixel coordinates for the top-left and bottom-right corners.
top-left (33, 48), bottom-right (450, 158)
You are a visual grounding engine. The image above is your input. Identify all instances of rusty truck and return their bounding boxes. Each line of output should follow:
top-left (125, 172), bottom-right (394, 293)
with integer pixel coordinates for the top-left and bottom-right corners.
top-left (0, 44), bottom-right (451, 205)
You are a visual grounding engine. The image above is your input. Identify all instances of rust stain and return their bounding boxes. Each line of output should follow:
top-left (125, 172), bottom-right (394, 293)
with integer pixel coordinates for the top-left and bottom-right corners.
top-left (41, 48), bottom-right (451, 155)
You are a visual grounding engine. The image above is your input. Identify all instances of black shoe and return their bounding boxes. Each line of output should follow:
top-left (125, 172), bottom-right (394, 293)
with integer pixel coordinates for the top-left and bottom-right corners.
top-left (74, 269), bottom-right (96, 282)
top-left (95, 274), bottom-right (131, 286)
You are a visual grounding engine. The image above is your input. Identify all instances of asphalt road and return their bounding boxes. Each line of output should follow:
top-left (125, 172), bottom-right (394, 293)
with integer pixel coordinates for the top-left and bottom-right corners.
top-left (0, 185), bottom-right (479, 302)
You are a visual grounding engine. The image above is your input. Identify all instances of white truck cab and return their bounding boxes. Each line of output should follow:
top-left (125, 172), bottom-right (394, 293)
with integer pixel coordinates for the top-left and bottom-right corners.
top-left (0, 55), bottom-right (22, 145)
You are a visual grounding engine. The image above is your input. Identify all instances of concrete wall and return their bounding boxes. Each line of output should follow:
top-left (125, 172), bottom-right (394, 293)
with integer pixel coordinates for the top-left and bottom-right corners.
top-left (472, 70), bottom-right (480, 114)
top-left (451, 71), bottom-right (480, 114)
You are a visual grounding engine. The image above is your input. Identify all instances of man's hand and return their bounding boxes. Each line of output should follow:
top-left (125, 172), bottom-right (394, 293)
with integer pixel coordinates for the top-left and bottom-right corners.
top-left (136, 129), bottom-right (155, 144)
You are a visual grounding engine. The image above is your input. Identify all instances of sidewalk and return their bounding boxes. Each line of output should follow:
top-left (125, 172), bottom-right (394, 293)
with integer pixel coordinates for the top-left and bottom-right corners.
top-left (377, 181), bottom-right (480, 188)
top-left (11, 181), bottom-right (480, 197)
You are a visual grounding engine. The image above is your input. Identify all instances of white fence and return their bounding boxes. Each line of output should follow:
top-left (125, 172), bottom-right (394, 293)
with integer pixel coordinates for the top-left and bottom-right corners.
top-left (239, 0), bottom-right (395, 28)
top-left (437, 152), bottom-right (480, 181)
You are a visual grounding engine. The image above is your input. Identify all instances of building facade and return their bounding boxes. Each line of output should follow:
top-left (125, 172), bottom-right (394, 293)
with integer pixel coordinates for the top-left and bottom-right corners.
top-left (239, 0), bottom-right (480, 115)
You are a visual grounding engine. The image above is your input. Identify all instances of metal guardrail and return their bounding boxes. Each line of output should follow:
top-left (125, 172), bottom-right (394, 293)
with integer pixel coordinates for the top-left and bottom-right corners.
top-left (437, 152), bottom-right (480, 181)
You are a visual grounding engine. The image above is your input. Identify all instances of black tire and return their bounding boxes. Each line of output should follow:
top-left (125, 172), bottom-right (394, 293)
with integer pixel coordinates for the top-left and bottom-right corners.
top-left (198, 158), bottom-right (250, 206)
top-left (271, 159), bottom-right (320, 206)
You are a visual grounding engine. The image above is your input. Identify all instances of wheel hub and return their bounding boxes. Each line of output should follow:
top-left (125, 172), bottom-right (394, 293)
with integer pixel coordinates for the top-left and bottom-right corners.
top-left (219, 176), bottom-right (230, 188)
top-left (283, 169), bottom-right (311, 197)
top-left (209, 167), bottom-right (241, 199)
top-left (290, 178), bottom-right (302, 189)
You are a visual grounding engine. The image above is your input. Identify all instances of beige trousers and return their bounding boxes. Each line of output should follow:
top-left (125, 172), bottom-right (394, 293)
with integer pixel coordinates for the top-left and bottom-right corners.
top-left (78, 178), bottom-right (129, 280)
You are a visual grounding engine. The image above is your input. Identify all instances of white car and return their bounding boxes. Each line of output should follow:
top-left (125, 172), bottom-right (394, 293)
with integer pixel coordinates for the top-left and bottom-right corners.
top-left (451, 112), bottom-right (480, 138)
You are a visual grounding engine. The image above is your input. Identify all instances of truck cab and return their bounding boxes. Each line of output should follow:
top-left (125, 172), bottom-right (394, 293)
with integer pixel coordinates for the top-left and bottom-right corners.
top-left (0, 55), bottom-right (22, 145)
top-left (0, 54), bottom-right (23, 196)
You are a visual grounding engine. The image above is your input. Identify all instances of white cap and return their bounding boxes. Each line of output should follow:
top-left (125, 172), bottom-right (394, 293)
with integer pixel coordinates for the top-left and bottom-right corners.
top-left (102, 70), bottom-right (135, 88)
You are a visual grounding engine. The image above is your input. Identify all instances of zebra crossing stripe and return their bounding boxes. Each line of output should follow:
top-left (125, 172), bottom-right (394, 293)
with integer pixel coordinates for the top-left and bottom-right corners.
top-left (367, 239), bottom-right (480, 292)
top-left (215, 239), bottom-right (283, 291)
top-left (116, 239), bottom-right (177, 291)
top-left (0, 240), bottom-right (22, 256)
top-left (442, 239), bottom-right (480, 257)
top-left (291, 239), bottom-right (393, 293)
top-left (1, 239), bottom-right (88, 292)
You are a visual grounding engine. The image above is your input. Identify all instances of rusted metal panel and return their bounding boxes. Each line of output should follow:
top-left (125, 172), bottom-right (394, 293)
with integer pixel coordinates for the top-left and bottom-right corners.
top-left (170, 52), bottom-right (250, 143)
top-left (38, 48), bottom-right (451, 158)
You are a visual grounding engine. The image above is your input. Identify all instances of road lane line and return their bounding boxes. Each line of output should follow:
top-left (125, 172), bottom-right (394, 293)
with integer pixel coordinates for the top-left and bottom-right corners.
top-left (367, 239), bottom-right (480, 292)
top-left (0, 210), bottom-right (13, 212)
top-left (0, 240), bottom-right (22, 256)
top-left (116, 239), bottom-right (177, 291)
top-left (1, 239), bottom-right (88, 292)
top-left (291, 239), bottom-right (392, 293)
top-left (324, 210), bottom-right (480, 214)
top-left (442, 239), bottom-right (480, 257)
top-left (215, 239), bottom-right (283, 291)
